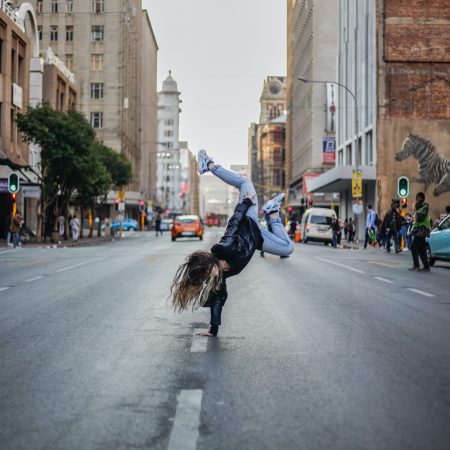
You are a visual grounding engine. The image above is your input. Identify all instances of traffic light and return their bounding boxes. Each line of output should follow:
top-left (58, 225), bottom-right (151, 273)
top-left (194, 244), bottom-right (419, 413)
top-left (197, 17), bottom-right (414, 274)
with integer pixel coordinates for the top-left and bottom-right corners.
top-left (397, 176), bottom-right (409, 198)
top-left (308, 197), bottom-right (313, 206)
top-left (139, 201), bottom-right (145, 213)
top-left (8, 173), bottom-right (19, 193)
top-left (401, 198), bottom-right (408, 209)
top-left (114, 198), bottom-right (120, 212)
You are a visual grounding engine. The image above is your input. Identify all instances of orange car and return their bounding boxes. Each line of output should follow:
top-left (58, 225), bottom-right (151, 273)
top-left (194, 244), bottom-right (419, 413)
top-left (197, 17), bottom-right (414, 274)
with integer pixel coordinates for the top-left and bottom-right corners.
top-left (171, 215), bottom-right (204, 241)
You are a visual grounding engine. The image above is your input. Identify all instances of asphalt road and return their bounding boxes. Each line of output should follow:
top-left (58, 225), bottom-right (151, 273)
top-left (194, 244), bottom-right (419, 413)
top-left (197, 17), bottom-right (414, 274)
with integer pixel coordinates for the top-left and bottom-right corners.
top-left (0, 230), bottom-right (449, 450)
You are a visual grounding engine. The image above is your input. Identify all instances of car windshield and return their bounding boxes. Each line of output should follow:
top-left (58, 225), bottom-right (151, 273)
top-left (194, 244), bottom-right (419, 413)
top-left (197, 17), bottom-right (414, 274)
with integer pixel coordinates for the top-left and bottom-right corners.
top-left (177, 216), bottom-right (198, 223)
top-left (310, 215), bottom-right (332, 225)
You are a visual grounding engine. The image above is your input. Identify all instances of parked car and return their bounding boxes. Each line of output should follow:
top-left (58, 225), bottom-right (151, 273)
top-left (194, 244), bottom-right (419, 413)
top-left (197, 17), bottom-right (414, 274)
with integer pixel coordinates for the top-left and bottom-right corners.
top-left (171, 215), bottom-right (203, 241)
top-left (299, 208), bottom-right (336, 245)
top-left (111, 218), bottom-right (139, 231)
top-left (159, 219), bottom-right (172, 231)
top-left (426, 214), bottom-right (450, 266)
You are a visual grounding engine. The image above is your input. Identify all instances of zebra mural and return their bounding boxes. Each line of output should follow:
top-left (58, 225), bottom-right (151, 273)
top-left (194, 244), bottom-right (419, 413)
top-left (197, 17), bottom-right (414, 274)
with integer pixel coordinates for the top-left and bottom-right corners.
top-left (395, 133), bottom-right (450, 197)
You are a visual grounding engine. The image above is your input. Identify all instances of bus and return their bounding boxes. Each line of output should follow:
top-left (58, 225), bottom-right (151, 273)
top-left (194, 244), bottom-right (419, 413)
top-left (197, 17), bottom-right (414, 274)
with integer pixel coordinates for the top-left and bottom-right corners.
top-left (205, 212), bottom-right (227, 227)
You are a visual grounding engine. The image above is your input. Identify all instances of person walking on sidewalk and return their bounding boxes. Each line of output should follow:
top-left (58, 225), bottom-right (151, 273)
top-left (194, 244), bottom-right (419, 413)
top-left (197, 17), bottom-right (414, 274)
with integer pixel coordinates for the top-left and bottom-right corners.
top-left (10, 211), bottom-right (21, 248)
top-left (331, 216), bottom-right (341, 248)
top-left (169, 150), bottom-right (294, 337)
top-left (58, 213), bottom-right (65, 240)
top-left (69, 214), bottom-right (80, 242)
top-left (364, 205), bottom-right (377, 248)
top-left (409, 192), bottom-right (431, 272)
top-left (381, 201), bottom-right (403, 253)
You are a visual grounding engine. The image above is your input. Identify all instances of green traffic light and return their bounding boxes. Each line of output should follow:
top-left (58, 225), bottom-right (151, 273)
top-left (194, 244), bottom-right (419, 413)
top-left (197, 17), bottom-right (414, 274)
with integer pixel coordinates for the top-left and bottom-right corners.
top-left (8, 173), bottom-right (19, 194)
top-left (397, 176), bottom-right (409, 198)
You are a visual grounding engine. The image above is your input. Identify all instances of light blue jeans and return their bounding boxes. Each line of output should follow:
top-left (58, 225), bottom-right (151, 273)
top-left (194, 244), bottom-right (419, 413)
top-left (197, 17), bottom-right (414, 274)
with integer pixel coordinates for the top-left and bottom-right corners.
top-left (211, 165), bottom-right (294, 257)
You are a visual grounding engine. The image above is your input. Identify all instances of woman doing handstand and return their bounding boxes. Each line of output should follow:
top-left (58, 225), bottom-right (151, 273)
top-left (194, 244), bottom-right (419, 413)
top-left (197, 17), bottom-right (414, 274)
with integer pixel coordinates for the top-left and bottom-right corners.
top-left (169, 150), bottom-right (294, 336)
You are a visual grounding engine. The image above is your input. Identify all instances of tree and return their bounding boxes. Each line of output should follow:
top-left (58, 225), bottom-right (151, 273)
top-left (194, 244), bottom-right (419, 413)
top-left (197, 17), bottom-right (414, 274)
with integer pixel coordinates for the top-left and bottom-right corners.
top-left (17, 105), bottom-right (95, 241)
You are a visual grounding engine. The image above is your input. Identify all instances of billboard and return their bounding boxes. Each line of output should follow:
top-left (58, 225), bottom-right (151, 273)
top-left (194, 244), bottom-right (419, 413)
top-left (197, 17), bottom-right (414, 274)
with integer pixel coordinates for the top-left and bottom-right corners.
top-left (323, 138), bottom-right (336, 164)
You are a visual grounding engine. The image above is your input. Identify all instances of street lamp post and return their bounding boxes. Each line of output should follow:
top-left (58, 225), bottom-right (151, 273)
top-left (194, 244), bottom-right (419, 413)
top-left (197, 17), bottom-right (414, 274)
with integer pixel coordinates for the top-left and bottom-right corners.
top-left (297, 76), bottom-right (362, 241)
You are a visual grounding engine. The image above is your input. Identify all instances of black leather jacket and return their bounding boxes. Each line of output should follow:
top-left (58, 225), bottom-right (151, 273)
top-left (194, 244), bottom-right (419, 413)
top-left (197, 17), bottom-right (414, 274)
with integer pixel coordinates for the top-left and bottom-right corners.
top-left (211, 198), bottom-right (263, 277)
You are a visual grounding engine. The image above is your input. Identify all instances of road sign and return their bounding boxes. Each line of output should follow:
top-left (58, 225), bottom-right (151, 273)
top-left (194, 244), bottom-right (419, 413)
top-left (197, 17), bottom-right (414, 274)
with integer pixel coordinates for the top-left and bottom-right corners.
top-left (118, 201), bottom-right (125, 212)
top-left (118, 190), bottom-right (125, 201)
top-left (352, 170), bottom-right (362, 198)
top-left (352, 198), bottom-right (363, 215)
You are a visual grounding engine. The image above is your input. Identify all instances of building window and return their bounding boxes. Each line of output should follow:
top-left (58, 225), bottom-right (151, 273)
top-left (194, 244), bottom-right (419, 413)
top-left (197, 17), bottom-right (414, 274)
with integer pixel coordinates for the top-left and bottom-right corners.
top-left (51, 0), bottom-right (58, 13)
top-left (37, 26), bottom-right (43, 41)
top-left (91, 25), bottom-right (104, 42)
top-left (90, 54), bottom-right (103, 71)
top-left (36, 0), bottom-right (43, 13)
top-left (90, 112), bottom-right (103, 128)
top-left (65, 54), bottom-right (73, 71)
top-left (91, 0), bottom-right (104, 13)
top-left (90, 83), bottom-right (104, 99)
top-left (50, 26), bottom-right (58, 41)
top-left (66, 26), bottom-right (74, 41)
top-left (164, 119), bottom-right (174, 126)
top-left (165, 142), bottom-right (173, 149)
top-left (164, 130), bottom-right (173, 137)
top-left (66, 0), bottom-right (74, 12)
top-left (338, 149), bottom-right (343, 166)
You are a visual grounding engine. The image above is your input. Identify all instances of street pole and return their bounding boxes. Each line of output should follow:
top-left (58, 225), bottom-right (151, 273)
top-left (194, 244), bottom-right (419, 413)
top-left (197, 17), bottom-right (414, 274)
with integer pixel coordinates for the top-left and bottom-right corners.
top-left (298, 76), bottom-right (361, 241)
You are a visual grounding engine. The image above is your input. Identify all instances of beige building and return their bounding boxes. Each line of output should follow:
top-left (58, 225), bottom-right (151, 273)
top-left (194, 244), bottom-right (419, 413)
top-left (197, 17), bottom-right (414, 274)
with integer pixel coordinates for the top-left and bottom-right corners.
top-left (286, 0), bottom-right (338, 209)
top-left (0, 3), bottom-right (33, 239)
top-left (23, 0), bottom-right (158, 209)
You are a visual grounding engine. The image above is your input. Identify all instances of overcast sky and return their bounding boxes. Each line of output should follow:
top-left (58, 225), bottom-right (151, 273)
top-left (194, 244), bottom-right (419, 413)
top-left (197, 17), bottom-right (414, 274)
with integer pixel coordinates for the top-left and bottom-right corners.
top-left (143, 0), bottom-right (287, 168)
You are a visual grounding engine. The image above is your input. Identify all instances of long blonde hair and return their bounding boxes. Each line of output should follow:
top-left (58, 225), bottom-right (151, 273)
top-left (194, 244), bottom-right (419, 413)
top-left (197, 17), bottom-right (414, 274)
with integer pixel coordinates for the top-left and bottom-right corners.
top-left (169, 250), bottom-right (223, 312)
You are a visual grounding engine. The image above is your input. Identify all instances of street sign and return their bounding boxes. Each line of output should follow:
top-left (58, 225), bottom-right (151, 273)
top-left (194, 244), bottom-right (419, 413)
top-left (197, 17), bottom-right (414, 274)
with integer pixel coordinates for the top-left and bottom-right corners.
top-left (352, 199), bottom-right (363, 215)
top-left (118, 201), bottom-right (125, 212)
top-left (352, 170), bottom-right (362, 198)
top-left (118, 190), bottom-right (125, 201)
top-left (22, 186), bottom-right (40, 198)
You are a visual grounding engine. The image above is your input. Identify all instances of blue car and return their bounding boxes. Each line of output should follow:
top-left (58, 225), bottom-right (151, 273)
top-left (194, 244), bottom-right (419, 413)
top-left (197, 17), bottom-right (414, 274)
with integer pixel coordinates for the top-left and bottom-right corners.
top-left (111, 218), bottom-right (139, 231)
top-left (427, 214), bottom-right (450, 266)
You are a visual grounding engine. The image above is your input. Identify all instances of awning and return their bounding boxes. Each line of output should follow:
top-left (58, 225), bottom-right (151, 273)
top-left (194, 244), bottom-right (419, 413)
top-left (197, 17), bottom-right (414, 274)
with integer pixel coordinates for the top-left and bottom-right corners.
top-left (307, 165), bottom-right (377, 193)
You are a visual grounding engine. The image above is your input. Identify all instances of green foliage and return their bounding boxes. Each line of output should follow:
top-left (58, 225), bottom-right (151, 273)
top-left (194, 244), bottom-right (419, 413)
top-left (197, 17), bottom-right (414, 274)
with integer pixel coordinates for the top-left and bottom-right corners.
top-left (17, 103), bottom-right (132, 214)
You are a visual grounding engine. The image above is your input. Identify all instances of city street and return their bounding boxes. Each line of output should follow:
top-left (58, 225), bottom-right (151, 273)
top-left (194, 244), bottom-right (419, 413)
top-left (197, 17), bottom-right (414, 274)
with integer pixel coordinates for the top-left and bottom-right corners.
top-left (0, 230), bottom-right (449, 450)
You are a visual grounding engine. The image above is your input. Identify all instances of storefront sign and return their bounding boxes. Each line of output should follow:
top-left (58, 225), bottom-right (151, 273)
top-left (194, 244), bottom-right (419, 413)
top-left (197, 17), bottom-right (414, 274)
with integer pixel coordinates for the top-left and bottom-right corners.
top-left (22, 186), bottom-right (41, 198)
top-left (303, 174), bottom-right (320, 195)
top-left (323, 138), bottom-right (336, 164)
top-left (352, 170), bottom-right (363, 198)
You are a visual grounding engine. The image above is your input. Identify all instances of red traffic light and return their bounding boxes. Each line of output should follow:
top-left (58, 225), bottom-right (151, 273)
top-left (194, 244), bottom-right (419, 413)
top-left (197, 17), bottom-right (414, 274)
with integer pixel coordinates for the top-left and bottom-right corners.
top-left (12, 193), bottom-right (16, 200)
top-left (308, 197), bottom-right (313, 205)
top-left (139, 201), bottom-right (145, 206)
top-left (401, 198), bottom-right (407, 207)
top-left (114, 198), bottom-right (120, 204)
top-left (288, 206), bottom-right (293, 213)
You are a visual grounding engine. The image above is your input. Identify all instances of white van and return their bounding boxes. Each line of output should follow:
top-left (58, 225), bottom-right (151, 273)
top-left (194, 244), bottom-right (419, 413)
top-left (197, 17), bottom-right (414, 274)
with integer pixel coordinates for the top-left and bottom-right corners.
top-left (300, 207), bottom-right (337, 244)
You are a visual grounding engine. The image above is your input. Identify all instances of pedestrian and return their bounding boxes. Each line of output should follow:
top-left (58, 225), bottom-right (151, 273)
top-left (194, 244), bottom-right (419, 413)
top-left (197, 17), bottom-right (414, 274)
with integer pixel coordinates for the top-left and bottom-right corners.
top-left (155, 212), bottom-right (162, 236)
top-left (331, 216), bottom-right (340, 248)
top-left (401, 213), bottom-right (413, 250)
top-left (289, 218), bottom-right (298, 239)
top-left (69, 214), bottom-right (80, 242)
top-left (57, 213), bottom-right (65, 240)
top-left (381, 201), bottom-right (402, 253)
top-left (5, 212), bottom-right (13, 247)
top-left (364, 204), bottom-right (377, 249)
top-left (347, 218), bottom-right (355, 242)
top-left (169, 150), bottom-right (293, 337)
top-left (343, 218), bottom-right (348, 241)
top-left (409, 192), bottom-right (431, 272)
top-left (10, 211), bottom-right (21, 248)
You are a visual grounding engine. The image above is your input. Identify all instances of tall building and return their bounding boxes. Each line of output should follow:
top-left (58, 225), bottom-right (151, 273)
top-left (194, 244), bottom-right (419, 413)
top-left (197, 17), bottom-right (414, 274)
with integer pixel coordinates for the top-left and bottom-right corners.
top-left (286, 0), bottom-right (338, 210)
top-left (305, 0), bottom-right (450, 234)
top-left (156, 71), bottom-right (182, 211)
top-left (22, 0), bottom-right (158, 210)
top-left (249, 76), bottom-right (286, 205)
top-left (179, 141), bottom-right (199, 214)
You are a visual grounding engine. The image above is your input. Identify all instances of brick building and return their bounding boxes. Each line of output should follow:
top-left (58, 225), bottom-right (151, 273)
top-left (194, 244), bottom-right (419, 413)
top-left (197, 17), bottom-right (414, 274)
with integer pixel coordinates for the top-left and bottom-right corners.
top-left (376, 0), bottom-right (450, 220)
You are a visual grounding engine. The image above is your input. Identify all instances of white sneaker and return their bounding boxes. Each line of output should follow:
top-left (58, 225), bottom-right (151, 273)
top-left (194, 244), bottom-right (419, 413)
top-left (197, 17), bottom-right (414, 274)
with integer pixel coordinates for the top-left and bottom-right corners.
top-left (197, 149), bottom-right (213, 175)
top-left (261, 192), bottom-right (285, 213)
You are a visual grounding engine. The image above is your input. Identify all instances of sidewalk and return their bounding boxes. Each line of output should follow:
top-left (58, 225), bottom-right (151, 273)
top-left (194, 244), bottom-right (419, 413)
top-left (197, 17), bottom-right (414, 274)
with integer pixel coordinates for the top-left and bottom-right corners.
top-left (0, 233), bottom-right (115, 249)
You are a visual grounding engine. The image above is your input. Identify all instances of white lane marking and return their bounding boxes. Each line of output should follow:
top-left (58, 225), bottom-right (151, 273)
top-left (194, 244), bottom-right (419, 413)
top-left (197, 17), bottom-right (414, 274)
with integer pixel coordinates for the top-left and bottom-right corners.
top-left (56, 258), bottom-right (101, 273)
top-left (167, 390), bottom-right (203, 450)
top-left (191, 329), bottom-right (209, 353)
top-left (25, 276), bottom-right (44, 283)
top-left (0, 287), bottom-right (11, 292)
top-left (315, 257), bottom-right (365, 274)
top-left (407, 288), bottom-right (435, 298)
top-left (374, 276), bottom-right (393, 284)
top-left (0, 250), bottom-right (13, 255)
